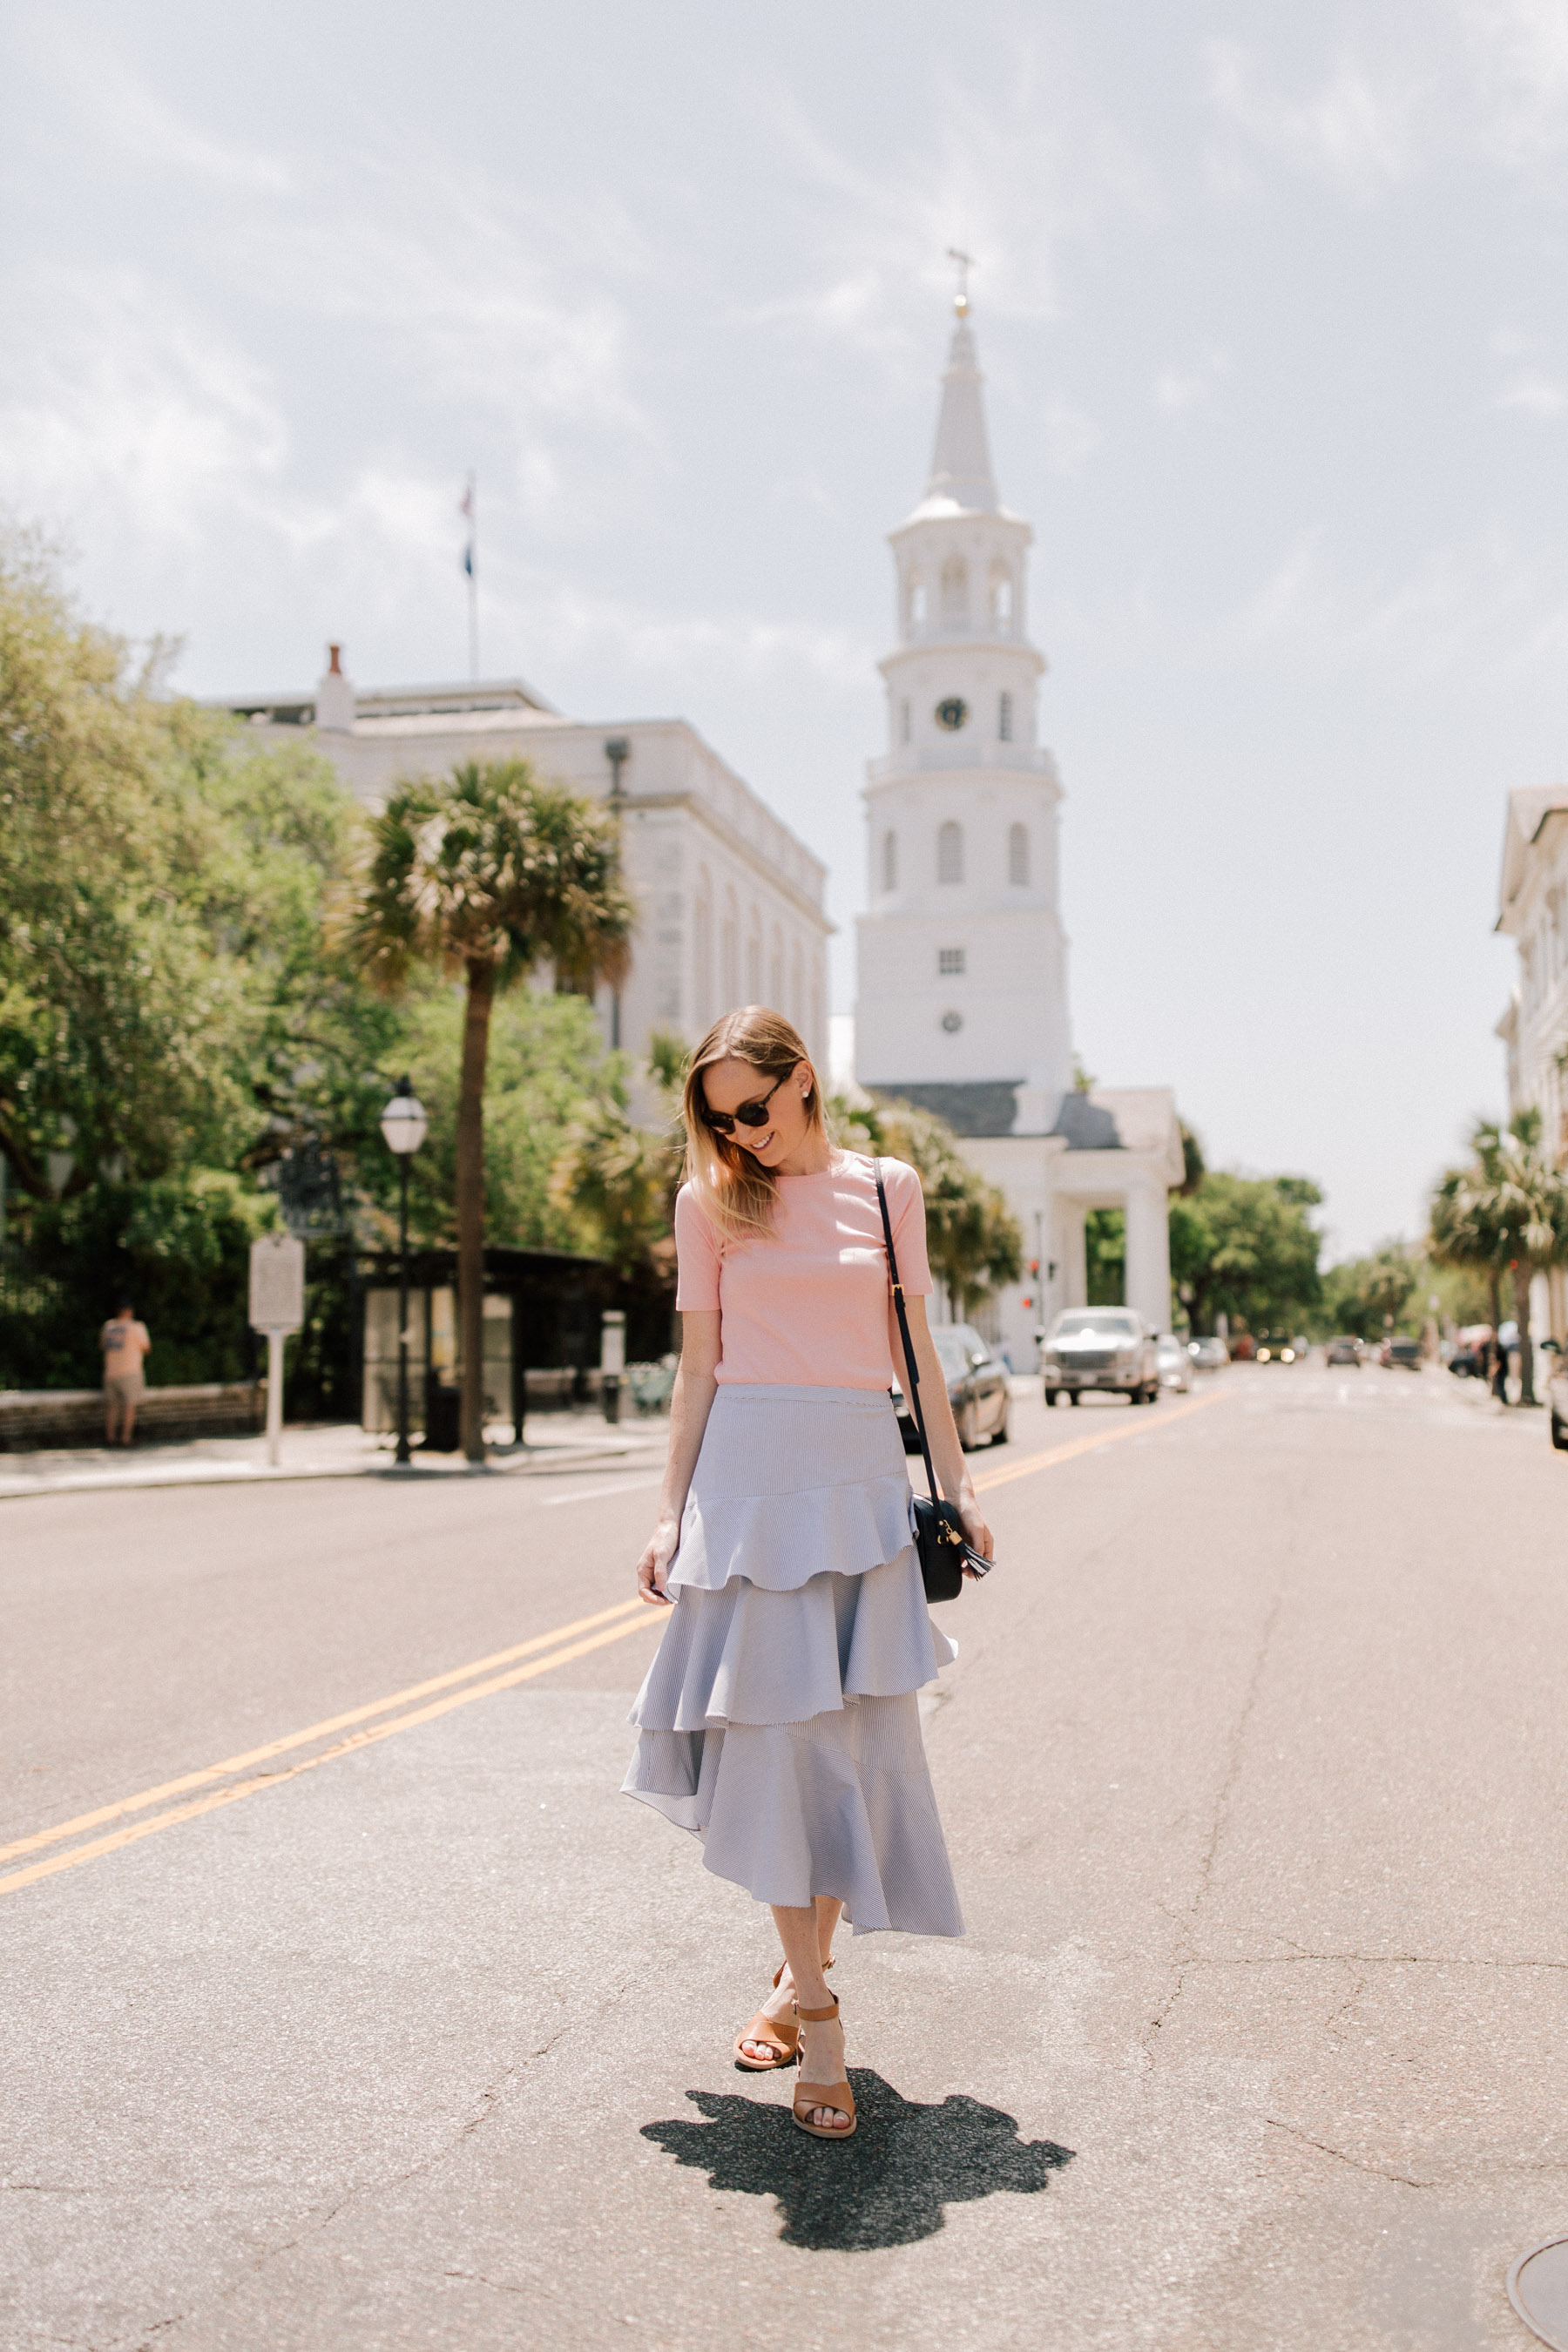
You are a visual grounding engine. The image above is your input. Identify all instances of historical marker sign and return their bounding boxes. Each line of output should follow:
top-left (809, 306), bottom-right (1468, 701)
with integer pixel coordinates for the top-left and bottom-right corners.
top-left (249, 1233), bottom-right (306, 1334)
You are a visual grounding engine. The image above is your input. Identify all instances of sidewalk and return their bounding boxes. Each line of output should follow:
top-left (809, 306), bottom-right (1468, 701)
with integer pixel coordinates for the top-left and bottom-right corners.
top-left (0, 1410), bottom-right (670, 1503)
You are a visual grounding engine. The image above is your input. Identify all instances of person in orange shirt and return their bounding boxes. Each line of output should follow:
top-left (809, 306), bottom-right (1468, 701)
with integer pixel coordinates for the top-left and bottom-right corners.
top-left (100, 1302), bottom-right (151, 1445)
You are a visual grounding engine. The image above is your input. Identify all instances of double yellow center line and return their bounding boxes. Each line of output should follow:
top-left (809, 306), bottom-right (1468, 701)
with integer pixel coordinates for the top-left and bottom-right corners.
top-left (0, 1598), bottom-right (658, 1900)
top-left (3, 1385), bottom-right (1232, 1902)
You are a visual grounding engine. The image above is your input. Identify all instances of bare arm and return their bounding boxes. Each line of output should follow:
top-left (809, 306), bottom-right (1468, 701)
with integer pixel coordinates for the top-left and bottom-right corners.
top-left (635, 1310), bottom-right (721, 1605)
top-left (892, 1293), bottom-right (994, 1565)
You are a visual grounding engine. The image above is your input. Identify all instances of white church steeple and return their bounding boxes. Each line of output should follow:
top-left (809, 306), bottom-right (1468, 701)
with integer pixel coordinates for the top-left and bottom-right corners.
top-left (854, 293), bottom-right (1073, 1137)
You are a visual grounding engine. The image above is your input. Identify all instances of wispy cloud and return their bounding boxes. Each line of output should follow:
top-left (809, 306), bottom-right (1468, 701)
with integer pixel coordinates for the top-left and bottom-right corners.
top-left (1152, 348), bottom-right (1232, 416)
top-left (1204, 39), bottom-right (1421, 201)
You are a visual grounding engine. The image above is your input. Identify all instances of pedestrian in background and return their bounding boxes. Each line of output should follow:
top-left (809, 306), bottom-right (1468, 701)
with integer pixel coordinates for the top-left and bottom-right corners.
top-left (625, 1005), bottom-right (991, 2142)
top-left (101, 1302), bottom-right (151, 1445)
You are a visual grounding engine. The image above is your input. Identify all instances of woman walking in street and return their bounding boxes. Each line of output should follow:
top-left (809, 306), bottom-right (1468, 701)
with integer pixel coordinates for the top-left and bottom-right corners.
top-left (624, 1005), bottom-right (992, 2139)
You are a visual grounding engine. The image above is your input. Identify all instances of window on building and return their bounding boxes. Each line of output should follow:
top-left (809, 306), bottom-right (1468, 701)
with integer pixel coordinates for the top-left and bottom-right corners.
top-left (900, 697), bottom-right (911, 745)
top-left (1008, 822), bottom-right (1030, 886)
top-left (720, 893), bottom-right (739, 1010)
top-left (905, 571), bottom-right (926, 631)
top-left (882, 828), bottom-right (898, 893)
top-left (990, 565), bottom-right (1014, 626)
top-left (693, 875), bottom-right (713, 1028)
top-left (938, 946), bottom-right (966, 976)
top-left (940, 557), bottom-right (969, 629)
top-left (937, 821), bottom-right (964, 886)
top-left (998, 690), bottom-right (1013, 743)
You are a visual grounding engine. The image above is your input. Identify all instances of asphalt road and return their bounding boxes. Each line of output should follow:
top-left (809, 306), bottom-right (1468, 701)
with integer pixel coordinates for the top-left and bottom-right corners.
top-left (3, 1364), bottom-right (1565, 2352)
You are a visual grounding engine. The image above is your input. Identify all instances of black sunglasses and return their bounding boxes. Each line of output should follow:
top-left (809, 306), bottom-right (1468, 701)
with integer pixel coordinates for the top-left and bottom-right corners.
top-left (702, 1071), bottom-right (788, 1136)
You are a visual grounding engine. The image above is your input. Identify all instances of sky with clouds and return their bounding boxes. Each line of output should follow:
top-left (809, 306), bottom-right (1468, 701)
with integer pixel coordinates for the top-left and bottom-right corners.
top-left (4, 0), bottom-right (1568, 1256)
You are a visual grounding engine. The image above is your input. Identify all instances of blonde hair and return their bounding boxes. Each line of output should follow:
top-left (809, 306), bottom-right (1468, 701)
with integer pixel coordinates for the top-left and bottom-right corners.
top-left (681, 1005), bottom-right (827, 1245)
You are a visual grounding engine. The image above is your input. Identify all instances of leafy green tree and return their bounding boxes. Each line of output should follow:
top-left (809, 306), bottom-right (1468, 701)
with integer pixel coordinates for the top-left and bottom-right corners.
top-left (1319, 1243), bottom-right (1418, 1340)
top-left (1171, 1171), bottom-right (1323, 1335)
top-left (348, 760), bottom-right (633, 1458)
top-left (835, 1093), bottom-right (1023, 1320)
top-left (1430, 1110), bottom-right (1568, 1406)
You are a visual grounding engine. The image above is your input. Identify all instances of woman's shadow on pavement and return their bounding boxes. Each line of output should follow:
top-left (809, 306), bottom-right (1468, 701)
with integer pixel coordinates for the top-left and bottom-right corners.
top-left (641, 2070), bottom-right (1073, 2251)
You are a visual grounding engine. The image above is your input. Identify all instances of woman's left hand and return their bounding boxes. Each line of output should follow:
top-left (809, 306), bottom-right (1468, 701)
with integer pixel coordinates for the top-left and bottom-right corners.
top-left (956, 1492), bottom-right (993, 1572)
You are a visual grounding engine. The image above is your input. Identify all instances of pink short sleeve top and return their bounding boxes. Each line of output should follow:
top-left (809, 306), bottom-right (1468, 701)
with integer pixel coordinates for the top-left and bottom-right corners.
top-left (673, 1152), bottom-right (932, 1390)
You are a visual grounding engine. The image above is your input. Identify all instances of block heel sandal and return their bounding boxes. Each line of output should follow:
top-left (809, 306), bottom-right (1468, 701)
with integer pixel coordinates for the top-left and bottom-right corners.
top-left (733, 1956), bottom-right (832, 2072)
top-left (791, 1997), bottom-right (856, 2140)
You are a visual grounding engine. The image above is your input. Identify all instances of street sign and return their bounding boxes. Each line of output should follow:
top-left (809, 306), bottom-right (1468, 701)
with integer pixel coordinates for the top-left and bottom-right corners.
top-left (249, 1233), bottom-right (305, 1335)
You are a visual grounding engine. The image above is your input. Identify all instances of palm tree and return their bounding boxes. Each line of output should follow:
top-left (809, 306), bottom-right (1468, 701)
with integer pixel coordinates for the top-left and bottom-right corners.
top-left (349, 759), bottom-right (633, 1459)
top-left (1430, 1110), bottom-right (1568, 1407)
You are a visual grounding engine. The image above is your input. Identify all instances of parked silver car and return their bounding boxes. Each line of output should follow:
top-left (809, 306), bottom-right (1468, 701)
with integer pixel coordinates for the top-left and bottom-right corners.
top-left (1043, 1308), bottom-right (1160, 1406)
top-left (1154, 1334), bottom-right (1190, 1392)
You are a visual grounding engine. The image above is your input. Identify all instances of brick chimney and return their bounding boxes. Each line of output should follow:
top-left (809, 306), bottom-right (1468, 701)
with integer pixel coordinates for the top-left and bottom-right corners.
top-left (315, 642), bottom-right (356, 732)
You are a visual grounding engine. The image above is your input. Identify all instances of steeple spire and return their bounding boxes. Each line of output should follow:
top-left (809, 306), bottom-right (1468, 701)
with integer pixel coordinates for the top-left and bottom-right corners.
top-left (924, 281), bottom-right (997, 514)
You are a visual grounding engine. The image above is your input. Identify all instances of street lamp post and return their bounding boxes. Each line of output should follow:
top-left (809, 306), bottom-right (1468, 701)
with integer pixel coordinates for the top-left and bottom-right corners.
top-left (380, 1078), bottom-right (428, 1466)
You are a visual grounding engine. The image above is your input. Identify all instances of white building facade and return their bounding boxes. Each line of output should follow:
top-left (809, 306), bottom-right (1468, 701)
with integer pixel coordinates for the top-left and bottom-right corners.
top-left (1496, 785), bottom-right (1568, 1341)
top-left (855, 301), bottom-right (1182, 1362)
top-left (214, 662), bottom-right (831, 1071)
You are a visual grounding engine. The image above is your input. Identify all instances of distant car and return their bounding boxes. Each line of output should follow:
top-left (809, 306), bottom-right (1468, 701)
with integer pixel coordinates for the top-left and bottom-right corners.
top-left (1547, 1348), bottom-right (1568, 1450)
top-left (1254, 1331), bottom-right (1303, 1363)
top-left (1186, 1335), bottom-right (1229, 1371)
top-left (1381, 1335), bottom-right (1422, 1370)
top-left (892, 1321), bottom-right (1010, 1451)
top-left (1324, 1335), bottom-right (1363, 1367)
top-left (1449, 1324), bottom-right (1494, 1379)
top-left (1154, 1335), bottom-right (1190, 1392)
top-left (1042, 1308), bottom-right (1160, 1406)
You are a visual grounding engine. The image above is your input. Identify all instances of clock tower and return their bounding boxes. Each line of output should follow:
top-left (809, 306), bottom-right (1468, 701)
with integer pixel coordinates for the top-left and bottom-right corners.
top-left (855, 293), bottom-right (1071, 1134)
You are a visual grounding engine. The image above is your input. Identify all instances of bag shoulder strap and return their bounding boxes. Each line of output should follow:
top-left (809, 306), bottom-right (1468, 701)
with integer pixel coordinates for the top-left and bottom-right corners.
top-left (874, 1159), bottom-right (944, 1509)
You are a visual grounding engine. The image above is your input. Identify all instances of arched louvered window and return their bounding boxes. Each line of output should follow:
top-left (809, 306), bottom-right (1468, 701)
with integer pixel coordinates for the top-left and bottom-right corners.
top-left (900, 697), bottom-right (911, 745)
top-left (998, 690), bottom-right (1013, 743)
top-left (940, 558), bottom-right (969, 628)
top-left (937, 821), bottom-right (964, 887)
top-left (1008, 822), bottom-right (1030, 886)
top-left (990, 565), bottom-right (1014, 627)
top-left (905, 571), bottom-right (926, 632)
top-left (882, 829), bottom-right (898, 893)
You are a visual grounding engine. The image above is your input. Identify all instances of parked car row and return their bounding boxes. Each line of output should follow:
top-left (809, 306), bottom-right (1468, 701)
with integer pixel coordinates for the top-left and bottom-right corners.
top-left (891, 1322), bottom-right (1010, 1453)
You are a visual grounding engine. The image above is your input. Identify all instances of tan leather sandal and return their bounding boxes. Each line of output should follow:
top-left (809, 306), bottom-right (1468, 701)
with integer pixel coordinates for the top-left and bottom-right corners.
top-left (733, 1957), bottom-right (833, 2072)
top-left (791, 1997), bottom-right (856, 2139)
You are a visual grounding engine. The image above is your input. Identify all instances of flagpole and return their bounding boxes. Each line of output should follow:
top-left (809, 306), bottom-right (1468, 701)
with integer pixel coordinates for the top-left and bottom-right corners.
top-left (463, 470), bottom-right (479, 681)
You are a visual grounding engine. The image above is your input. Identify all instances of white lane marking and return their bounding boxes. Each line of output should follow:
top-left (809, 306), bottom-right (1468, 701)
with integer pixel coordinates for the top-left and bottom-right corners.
top-left (537, 1473), bottom-right (667, 1508)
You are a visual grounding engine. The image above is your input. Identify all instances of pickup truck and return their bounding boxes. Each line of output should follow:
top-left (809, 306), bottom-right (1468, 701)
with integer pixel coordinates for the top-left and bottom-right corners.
top-left (1041, 1308), bottom-right (1160, 1407)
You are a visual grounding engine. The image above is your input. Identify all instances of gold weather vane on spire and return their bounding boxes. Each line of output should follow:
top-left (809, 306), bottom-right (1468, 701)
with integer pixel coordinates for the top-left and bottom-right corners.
top-left (946, 247), bottom-right (973, 318)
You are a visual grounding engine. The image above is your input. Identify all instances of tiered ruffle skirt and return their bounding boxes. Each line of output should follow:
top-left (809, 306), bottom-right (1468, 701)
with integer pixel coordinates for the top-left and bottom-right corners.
top-left (622, 1384), bottom-right (963, 1936)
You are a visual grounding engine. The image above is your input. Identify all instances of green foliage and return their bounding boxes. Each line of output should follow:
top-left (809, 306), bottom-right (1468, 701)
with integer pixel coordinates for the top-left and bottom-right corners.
top-left (1171, 1170), bottom-right (1323, 1335)
top-left (0, 1169), bottom-right (277, 1389)
top-left (1319, 1244), bottom-right (1417, 1339)
top-left (378, 983), bottom-right (627, 1252)
top-left (0, 533), bottom-right (395, 1202)
top-left (834, 1092), bottom-right (1023, 1317)
top-left (1429, 1108), bottom-right (1568, 1403)
top-left (348, 759), bottom-right (634, 996)
top-left (1085, 1207), bottom-right (1125, 1305)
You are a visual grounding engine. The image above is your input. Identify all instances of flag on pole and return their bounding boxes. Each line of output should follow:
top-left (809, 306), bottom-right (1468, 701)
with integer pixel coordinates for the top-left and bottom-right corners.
top-left (459, 477), bottom-right (476, 578)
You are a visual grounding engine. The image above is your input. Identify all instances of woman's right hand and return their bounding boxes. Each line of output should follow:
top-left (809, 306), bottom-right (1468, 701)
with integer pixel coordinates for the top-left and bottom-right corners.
top-left (636, 1518), bottom-right (679, 1606)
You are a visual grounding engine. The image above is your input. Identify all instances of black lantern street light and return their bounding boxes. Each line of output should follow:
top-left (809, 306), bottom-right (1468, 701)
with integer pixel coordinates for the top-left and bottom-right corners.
top-left (380, 1077), bottom-right (428, 1465)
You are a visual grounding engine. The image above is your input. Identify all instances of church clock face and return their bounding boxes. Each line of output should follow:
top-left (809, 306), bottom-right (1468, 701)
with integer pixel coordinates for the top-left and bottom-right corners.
top-left (935, 696), bottom-right (969, 732)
